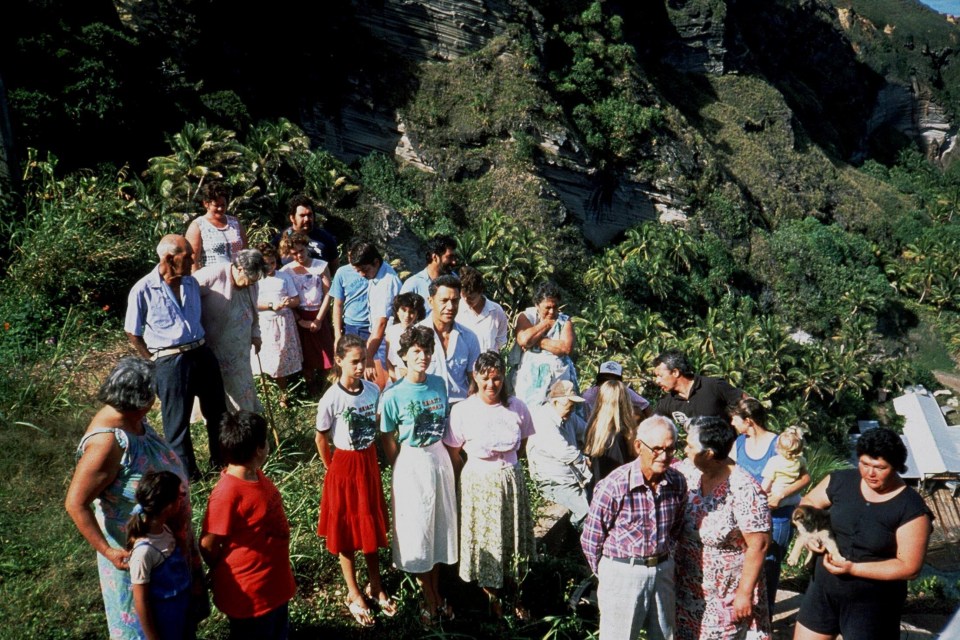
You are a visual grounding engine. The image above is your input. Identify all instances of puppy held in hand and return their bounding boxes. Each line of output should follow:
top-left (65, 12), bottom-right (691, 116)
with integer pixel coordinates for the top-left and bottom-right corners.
top-left (787, 505), bottom-right (846, 568)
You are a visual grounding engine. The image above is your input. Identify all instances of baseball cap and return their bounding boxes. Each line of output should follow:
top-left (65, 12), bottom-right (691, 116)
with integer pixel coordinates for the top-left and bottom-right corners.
top-left (548, 380), bottom-right (585, 403)
top-left (598, 361), bottom-right (623, 378)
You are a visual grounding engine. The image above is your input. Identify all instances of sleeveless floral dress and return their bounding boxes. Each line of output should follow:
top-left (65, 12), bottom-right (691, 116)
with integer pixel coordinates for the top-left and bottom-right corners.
top-left (76, 423), bottom-right (195, 639)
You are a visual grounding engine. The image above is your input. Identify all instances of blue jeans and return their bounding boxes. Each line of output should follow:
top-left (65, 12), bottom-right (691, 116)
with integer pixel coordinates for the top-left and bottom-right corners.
top-left (228, 602), bottom-right (289, 640)
top-left (765, 505), bottom-right (796, 614)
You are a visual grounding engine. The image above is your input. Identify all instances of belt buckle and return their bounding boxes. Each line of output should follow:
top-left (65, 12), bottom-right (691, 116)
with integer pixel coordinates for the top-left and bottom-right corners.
top-left (643, 555), bottom-right (659, 568)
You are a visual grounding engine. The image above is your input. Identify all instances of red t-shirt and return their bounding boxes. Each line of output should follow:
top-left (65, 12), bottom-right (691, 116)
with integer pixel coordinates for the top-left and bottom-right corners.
top-left (202, 469), bottom-right (296, 618)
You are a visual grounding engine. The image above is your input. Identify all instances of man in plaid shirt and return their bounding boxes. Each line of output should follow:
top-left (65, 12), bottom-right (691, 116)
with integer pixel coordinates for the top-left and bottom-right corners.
top-left (580, 415), bottom-right (687, 640)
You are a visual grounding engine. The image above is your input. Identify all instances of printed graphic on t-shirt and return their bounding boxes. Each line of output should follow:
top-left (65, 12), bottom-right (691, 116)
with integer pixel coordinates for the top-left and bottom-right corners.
top-left (407, 398), bottom-right (446, 443)
top-left (672, 411), bottom-right (689, 427)
top-left (342, 406), bottom-right (377, 450)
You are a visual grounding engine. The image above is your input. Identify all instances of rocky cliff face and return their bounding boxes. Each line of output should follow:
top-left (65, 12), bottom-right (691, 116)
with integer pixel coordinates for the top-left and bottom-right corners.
top-left (352, 0), bottom-right (524, 61)
top-left (866, 80), bottom-right (959, 166)
top-left (660, 0), bottom-right (728, 74)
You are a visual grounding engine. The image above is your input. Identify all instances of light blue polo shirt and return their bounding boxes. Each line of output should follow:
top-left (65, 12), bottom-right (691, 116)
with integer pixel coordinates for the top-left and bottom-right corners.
top-left (330, 264), bottom-right (370, 328)
top-left (124, 267), bottom-right (205, 351)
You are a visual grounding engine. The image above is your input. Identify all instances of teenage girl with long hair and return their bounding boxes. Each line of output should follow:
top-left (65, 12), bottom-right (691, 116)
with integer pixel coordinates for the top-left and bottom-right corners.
top-left (582, 380), bottom-right (638, 498)
top-left (315, 334), bottom-right (394, 627)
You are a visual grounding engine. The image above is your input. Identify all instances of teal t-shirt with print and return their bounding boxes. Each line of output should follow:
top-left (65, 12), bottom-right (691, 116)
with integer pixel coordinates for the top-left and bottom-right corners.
top-left (379, 375), bottom-right (449, 447)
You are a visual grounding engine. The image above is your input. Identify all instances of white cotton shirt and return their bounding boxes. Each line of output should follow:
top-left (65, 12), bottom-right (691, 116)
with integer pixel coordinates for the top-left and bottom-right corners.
top-left (315, 380), bottom-right (381, 450)
top-left (456, 296), bottom-right (509, 353)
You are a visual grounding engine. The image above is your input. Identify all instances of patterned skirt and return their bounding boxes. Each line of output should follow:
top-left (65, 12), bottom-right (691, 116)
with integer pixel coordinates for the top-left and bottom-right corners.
top-left (458, 461), bottom-right (536, 589)
top-left (391, 440), bottom-right (458, 573)
top-left (252, 309), bottom-right (302, 378)
top-left (317, 446), bottom-right (389, 555)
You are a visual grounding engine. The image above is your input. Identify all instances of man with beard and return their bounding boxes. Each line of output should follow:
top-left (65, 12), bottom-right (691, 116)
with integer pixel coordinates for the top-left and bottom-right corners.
top-left (274, 194), bottom-right (339, 271)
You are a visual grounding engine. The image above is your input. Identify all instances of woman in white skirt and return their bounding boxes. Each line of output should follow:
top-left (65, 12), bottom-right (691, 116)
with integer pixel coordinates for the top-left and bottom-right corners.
top-left (445, 351), bottom-right (537, 620)
top-left (378, 325), bottom-right (458, 627)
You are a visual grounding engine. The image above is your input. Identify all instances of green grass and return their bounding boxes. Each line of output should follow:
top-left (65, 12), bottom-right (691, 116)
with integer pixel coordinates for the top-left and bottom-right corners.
top-left (909, 318), bottom-right (960, 374)
top-left (0, 341), bottom-right (597, 639)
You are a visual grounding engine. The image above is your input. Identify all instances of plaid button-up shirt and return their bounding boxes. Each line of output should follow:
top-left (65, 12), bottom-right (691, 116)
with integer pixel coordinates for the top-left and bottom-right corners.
top-left (580, 460), bottom-right (687, 574)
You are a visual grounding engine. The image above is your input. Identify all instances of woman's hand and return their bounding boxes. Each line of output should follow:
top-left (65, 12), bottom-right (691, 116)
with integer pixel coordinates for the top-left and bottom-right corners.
top-left (767, 492), bottom-right (782, 509)
top-left (731, 588), bottom-right (753, 621)
top-left (65, 427), bottom-right (125, 569)
top-left (804, 537), bottom-right (826, 555)
top-left (103, 547), bottom-right (131, 571)
top-left (822, 553), bottom-right (854, 576)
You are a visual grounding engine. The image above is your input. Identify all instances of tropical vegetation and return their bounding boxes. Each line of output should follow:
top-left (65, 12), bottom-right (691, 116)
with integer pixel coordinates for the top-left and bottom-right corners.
top-left (2, 0), bottom-right (960, 637)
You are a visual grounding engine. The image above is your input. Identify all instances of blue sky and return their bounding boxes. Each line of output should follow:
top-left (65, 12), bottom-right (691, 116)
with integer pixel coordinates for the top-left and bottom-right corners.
top-left (920, 0), bottom-right (960, 15)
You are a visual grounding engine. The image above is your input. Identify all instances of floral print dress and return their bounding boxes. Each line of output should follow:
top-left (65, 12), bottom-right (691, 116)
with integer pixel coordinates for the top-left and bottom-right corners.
top-left (77, 423), bottom-right (195, 639)
top-left (675, 461), bottom-right (772, 640)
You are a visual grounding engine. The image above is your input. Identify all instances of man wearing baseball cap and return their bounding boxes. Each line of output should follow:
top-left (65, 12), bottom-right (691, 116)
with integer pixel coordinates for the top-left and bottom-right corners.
top-left (526, 380), bottom-right (593, 529)
top-left (582, 360), bottom-right (651, 421)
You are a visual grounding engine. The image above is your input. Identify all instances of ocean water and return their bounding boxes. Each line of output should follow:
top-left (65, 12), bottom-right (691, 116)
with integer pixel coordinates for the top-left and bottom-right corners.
top-left (920, 0), bottom-right (960, 15)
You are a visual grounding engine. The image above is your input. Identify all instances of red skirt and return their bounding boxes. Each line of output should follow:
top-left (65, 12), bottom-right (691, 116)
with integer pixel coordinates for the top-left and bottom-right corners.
top-left (297, 308), bottom-right (334, 370)
top-left (317, 445), bottom-right (389, 555)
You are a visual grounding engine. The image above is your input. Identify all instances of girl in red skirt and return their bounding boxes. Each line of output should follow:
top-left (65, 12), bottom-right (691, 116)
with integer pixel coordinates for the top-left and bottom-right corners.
top-left (315, 334), bottom-right (395, 627)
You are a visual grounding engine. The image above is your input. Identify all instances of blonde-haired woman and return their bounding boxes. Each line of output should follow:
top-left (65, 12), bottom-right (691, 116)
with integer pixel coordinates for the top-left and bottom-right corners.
top-left (582, 380), bottom-right (637, 499)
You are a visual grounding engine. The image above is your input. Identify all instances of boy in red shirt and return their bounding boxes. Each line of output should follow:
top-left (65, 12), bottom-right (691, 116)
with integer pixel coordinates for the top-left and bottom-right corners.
top-left (200, 411), bottom-right (295, 639)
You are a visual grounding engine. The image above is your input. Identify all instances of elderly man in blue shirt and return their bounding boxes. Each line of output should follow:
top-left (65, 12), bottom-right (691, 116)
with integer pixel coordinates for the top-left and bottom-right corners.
top-left (125, 234), bottom-right (228, 480)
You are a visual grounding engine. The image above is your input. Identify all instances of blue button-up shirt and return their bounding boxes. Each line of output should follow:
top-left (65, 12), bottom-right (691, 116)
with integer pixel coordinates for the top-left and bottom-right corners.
top-left (400, 268), bottom-right (433, 316)
top-left (419, 318), bottom-right (480, 403)
top-left (124, 267), bottom-right (205, 351)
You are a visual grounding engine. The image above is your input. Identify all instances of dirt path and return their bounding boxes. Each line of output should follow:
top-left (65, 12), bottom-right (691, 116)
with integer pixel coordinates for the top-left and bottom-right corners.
top-left (934, 370), bottom-right (960, 395)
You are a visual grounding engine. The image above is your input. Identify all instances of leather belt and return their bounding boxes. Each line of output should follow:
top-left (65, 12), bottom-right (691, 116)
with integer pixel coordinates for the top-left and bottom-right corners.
top-left (152, 338), bottom-right (205, 361)
top-left (608, 552), bottom-right (670, 567)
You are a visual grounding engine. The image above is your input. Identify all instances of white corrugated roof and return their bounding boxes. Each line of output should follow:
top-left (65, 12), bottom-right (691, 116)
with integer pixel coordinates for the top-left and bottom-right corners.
top-left (892, 391), bottom-right (960, 475)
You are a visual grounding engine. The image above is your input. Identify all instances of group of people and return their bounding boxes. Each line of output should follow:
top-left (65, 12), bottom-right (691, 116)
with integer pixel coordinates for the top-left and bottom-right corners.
top-left (65, 188), bottom-right (934, 640)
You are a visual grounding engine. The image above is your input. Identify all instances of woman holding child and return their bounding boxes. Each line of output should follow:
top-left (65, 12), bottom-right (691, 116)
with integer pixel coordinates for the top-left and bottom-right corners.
top-left (280, 230), bottom-right (334, 396)
top-left (65, 357), bottom-right (201, 639)
top-left (730, 397), bottom-right (811, 611)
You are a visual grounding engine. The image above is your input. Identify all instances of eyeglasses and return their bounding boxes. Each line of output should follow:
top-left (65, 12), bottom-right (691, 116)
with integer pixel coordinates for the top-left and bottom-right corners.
top-left (636, 437), bottom-right (676, 458)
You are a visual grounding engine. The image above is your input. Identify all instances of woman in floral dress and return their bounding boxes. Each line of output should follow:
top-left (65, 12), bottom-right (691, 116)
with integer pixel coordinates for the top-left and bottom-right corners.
top-left (445, 351), bottom-right (536, 619)
top-left (512, 281), bottom-right (578, 407)
top-left (675, 416), bottom-right (772, 640)
top-left (65, 357), bottom-right (201, 639)
top-left (195, 249), bottom-right (267, 412)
